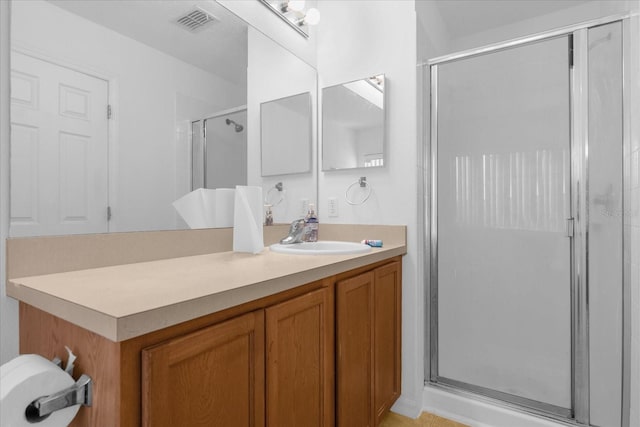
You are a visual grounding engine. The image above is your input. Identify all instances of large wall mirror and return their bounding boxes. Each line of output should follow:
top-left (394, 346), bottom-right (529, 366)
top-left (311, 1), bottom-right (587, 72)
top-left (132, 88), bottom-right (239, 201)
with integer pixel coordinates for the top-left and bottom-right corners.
top-left (322, 74), bottom-right (385, 171)
top-left (9, 0), bottom-right (317, 237)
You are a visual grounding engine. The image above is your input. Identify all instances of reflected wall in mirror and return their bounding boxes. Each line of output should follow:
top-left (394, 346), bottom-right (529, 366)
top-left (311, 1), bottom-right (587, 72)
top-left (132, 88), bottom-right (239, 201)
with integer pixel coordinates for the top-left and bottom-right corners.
top-left (261, 92), bottom-right (312, 177)
top-left (322, 74), bottom-right (385, 171)
top-left (247, 27), bottom-right (317, 224)
top-left (9, 0), bottom-right (317, 237)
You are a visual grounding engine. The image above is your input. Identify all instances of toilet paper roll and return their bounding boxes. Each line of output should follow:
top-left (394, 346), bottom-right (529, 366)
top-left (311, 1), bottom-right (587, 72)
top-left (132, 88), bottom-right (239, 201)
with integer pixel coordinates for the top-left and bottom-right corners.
top-left (1, 354), bottom-right (79, 426)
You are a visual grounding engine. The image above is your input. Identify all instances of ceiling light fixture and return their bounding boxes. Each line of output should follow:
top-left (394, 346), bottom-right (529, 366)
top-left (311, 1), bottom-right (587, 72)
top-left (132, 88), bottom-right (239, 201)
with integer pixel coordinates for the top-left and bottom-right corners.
top-left (285, 0), bottom-right (305, 12)
top-left (260, 0), bottom-right (320, 38)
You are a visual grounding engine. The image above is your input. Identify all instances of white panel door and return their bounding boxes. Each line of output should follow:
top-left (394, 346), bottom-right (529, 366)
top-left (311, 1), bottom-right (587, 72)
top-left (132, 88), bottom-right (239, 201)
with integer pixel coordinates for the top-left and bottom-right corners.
top-left (10, 52), bottom-right (108, 236)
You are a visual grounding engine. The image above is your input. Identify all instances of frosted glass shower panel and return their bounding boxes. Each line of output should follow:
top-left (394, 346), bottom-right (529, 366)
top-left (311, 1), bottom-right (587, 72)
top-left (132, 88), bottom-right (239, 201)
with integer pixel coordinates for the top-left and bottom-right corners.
top-left (204, 111), bottom-right (248, 189)
top-left (436, 36), bottom-right (572, 409)
top-left (587, 21), bottom-right (623, 427)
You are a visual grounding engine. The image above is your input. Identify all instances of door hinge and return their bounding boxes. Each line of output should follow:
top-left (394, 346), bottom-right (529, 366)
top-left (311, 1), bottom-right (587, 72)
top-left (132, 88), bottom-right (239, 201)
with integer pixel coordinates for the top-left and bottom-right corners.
top-left (566, 218), bottom-right (575, 238)
top-left (107, 105), bottom-right (112, 119)
top-left (107, 206), bottom-right (112, 221)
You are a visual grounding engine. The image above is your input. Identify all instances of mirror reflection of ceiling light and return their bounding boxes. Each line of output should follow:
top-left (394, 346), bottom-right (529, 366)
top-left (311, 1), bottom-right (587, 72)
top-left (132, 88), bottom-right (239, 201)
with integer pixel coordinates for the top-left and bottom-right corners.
top-left (343, 74), bottom-right (385, 109)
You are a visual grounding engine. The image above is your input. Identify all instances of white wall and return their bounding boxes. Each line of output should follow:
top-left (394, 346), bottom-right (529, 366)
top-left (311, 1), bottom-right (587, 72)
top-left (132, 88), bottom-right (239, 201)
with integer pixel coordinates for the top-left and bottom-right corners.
top-left (247, 27), bottom-right (317, 224)
top-left (0, 0), bottom-right (17, 364)
top-left (416, 0), bottom-right (451, 62)
top-left (451, 0), bottom-right (636, 52)
top-left (317, 0), bottom-right (422, 416)
top-left (11, 0), bottom-right (245, 233)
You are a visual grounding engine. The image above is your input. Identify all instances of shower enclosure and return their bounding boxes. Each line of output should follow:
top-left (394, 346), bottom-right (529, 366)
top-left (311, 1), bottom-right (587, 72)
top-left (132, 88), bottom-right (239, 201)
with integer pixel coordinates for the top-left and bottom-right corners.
top-left (192, 107), bottom-right (247, 190)
top-left (427, 16), bottom-right (633, 427)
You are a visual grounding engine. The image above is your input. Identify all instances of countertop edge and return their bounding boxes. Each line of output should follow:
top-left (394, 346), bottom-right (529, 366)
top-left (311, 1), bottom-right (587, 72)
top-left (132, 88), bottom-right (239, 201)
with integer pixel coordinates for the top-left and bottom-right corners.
top-left (9, 245), bottom-right (406, 342)
top-left (7, 280), bottom-right (118, 340)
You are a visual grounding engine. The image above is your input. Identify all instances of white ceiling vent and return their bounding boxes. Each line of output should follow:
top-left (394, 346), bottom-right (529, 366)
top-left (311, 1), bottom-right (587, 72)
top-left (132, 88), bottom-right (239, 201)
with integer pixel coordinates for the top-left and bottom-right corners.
top-left (175, 7), bottom-right (219, 33)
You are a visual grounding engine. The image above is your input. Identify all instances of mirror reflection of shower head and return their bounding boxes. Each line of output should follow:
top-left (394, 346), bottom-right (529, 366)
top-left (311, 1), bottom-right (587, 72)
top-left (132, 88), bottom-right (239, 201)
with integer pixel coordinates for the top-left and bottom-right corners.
top-left (225, 118), bottom-right (244, 132)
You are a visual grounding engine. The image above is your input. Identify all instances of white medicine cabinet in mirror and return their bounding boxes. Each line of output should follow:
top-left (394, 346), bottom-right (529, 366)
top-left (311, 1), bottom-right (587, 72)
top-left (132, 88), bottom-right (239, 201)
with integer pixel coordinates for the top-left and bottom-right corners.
top-left (261, 92), bottom-right (312, 176)
top-left (322, 74), bottom-right (385, 171)
top-left (8, 0), bottom-right (317, 237)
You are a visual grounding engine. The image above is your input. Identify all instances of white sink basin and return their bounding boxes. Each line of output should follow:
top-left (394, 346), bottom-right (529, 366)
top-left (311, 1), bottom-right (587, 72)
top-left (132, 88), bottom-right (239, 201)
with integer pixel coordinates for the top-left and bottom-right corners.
top-left (269, 240), bottom-right (372, 255)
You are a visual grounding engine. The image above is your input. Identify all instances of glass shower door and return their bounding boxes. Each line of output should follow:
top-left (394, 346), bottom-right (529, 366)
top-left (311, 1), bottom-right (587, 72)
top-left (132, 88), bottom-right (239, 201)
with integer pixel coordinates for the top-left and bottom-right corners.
top-left (433, 36), bottom-right (573, 414)
top-left (204, 110), bottom-right (247, 190)
top-left (192, 109), bottom-right (248, 191)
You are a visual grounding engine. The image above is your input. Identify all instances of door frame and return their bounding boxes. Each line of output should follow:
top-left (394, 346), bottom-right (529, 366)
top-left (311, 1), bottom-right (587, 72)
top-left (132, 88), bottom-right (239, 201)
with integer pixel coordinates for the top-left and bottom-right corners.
top-left (422, 13), bottom-right (635, 427)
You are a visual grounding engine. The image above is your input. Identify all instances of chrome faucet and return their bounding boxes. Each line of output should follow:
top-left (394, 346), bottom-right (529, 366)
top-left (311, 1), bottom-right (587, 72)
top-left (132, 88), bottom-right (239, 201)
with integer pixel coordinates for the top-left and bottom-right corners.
top-left (280, 218), bottom-right (306, 244)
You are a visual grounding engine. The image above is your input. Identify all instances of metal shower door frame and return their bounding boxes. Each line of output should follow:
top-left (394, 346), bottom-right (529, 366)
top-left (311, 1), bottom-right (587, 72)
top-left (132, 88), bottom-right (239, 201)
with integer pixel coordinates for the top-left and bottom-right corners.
top-left (424, 13), bottom-right (635, 426)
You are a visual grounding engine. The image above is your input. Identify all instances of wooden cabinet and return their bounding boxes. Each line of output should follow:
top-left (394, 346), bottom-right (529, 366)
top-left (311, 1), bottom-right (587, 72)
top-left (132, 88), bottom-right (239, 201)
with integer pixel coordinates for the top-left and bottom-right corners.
top-left (266, 287), bottom-right (334, 427)
top-left (337, 271), bottom-right (374, 426)
top-left (18, 257), bottom-right (401, 427)
top-left (336, 261), bottom-right (402, 427)
top-left (141, 311), bottom-right (265, 427)
top-left (372, 262), bottom-right (402, 424)
top-left (141, 287), bottom-right (334, 427)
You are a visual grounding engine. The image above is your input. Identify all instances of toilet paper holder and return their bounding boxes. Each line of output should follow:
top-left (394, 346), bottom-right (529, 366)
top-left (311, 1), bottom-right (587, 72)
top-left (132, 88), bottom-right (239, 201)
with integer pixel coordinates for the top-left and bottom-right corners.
top-left (24, 372), bottom-right (92, 422)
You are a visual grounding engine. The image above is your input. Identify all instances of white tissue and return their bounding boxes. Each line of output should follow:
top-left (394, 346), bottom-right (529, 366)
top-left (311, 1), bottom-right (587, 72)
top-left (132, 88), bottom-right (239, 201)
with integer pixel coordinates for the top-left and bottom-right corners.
top-left (173, 188), bottom-right (235, 229)
top-left (233, 186), bottom-right (264, 254)
top-left (1, 354), bottom-right (80, 427)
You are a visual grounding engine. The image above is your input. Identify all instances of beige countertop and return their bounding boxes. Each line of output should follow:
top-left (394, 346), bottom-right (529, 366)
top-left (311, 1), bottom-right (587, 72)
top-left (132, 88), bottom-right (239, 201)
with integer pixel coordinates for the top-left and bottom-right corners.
top-left (7, 243), bottom-right (405, 342)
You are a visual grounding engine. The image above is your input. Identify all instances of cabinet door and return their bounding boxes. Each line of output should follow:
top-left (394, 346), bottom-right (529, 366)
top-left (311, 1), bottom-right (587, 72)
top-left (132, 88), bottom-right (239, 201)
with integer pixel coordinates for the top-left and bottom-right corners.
top-left (141, 311), bottom-right (265, 427)
top-left (337, 271), bottom-right (375, 427)
top-left (337, 262), bottom-right (402, 427)
top-left (265, 287), bottom-right (334, 427)
top-left (373, 261), bottom-right (402, 424)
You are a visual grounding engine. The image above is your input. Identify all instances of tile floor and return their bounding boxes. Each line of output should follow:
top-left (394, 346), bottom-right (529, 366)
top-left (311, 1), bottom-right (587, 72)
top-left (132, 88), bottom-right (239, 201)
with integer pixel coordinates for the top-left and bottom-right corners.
top-left (380, 411), bottom-right (469, 427)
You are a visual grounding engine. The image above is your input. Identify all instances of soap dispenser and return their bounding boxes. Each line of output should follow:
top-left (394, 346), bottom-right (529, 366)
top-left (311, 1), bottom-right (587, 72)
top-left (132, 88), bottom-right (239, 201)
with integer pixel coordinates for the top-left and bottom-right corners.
top-left (304, 203), bottom-right (318, 242)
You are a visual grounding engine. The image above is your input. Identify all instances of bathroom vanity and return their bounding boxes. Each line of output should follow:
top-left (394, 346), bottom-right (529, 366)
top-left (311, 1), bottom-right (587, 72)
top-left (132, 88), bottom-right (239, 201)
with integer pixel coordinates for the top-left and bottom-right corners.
top-left (6, 225), bottom-right (405, 427)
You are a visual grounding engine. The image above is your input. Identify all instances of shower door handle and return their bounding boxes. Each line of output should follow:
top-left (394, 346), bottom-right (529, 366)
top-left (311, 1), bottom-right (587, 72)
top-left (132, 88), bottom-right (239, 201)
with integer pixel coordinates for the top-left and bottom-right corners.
top-left (566, 218), bottom-right (575, 238)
